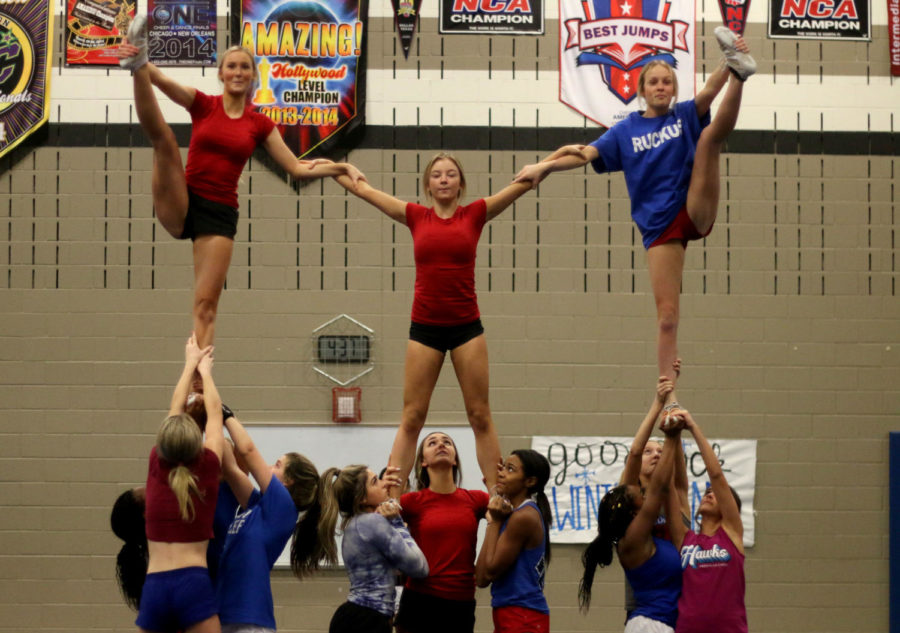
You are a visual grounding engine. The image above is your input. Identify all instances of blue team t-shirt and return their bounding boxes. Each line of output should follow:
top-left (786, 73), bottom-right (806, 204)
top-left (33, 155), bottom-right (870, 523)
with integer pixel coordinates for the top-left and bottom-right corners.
top-left (589, 99), bottom-right (710, 248)
top-left (215, 476), bottom-right (298, 629)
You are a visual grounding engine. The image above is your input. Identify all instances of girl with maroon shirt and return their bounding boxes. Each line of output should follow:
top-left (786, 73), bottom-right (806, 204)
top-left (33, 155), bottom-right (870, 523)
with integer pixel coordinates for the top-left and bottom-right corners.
top-left (137, 333), bottom-right (224, 633)
top-left (333, 153), bottom-right (535, 489)
top-left (117, 18), bottom-right (364, 347)
top-left (394, 431), bottom-right (492, 633)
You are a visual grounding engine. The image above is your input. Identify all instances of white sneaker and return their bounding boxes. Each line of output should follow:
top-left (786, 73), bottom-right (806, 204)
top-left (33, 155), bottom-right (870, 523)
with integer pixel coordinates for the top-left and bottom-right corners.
top-left (714, 26), bottom-right (756, 81)
top-left (119, 15), bottom-right (148, 71)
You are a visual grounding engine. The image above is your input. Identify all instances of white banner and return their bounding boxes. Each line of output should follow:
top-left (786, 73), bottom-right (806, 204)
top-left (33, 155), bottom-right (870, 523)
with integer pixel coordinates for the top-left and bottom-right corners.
top-left (558, 0), bottom-right (696, 128)
top-left (531, 436), bottom-right (757, 546)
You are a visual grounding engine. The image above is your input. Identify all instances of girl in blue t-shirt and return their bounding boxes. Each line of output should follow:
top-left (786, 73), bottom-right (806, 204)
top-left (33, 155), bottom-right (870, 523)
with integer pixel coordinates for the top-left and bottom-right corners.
top-left (214, 412), bottom-right (321, 632)
top-left (475, 449), bottom-right (553, 633)
top-left (514, 28), bottom-right (755, 411)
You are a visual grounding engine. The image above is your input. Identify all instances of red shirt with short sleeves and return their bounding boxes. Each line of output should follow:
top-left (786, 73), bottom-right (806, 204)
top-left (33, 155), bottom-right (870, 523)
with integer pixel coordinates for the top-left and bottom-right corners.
top-left (184, 91), bottom-right (276, 209)
top-left (145, 446), bottom-right (221, 542)
top-left (405, 200), bottom-right (487, 326)
top-left (400, 487), bottom-right (489, 601)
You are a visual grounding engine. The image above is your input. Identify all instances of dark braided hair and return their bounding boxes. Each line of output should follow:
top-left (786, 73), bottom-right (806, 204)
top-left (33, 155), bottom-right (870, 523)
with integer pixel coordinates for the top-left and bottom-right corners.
top-left (110, 489), bottom-right (147, 610)
top-left (578, 485), bottom-right (638, 611)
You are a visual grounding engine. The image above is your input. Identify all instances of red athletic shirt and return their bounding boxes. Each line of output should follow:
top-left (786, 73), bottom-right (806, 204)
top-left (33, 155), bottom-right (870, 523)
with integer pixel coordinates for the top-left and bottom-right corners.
top-left (405, 200), bottom-right (487, 326)
top-left (400, 487), bottom-right (489, 601)
top-left (184, 91), bottom-right (276, 209)
top-left (145, 446), bottom-right (220, 542)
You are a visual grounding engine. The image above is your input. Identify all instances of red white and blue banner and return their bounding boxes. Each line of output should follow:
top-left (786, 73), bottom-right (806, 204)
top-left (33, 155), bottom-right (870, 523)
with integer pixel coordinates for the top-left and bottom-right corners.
top-left (718, 0), bottom-right (751, 34)
top-left (440, 0), bottom-right (544, 34)
top-left (558, 0), bottom-right (695, 128)
top-left (532, 435), bottom-right (757, 546)
top-left (232, 0), bottom-right (367, 158)
top-left (0, 0), bottom-right (53, 158)
top-left (768, 0), bottom-right (870, 39)
top-left (147, 0), bottom-right (217, 66)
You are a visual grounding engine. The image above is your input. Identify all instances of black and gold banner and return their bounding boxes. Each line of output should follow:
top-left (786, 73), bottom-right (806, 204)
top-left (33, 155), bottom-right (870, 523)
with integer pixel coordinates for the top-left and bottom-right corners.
top-left (0, 0), bottom-right (53, 159)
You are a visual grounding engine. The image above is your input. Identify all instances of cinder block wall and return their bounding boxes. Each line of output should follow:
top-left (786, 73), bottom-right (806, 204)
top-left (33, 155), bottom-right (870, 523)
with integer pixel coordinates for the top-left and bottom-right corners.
top-left (0, 3), bottom-right (897, 633)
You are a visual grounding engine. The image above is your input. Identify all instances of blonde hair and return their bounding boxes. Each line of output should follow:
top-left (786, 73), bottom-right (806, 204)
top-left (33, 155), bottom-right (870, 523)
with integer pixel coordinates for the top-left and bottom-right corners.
top-left (422, 152), bottom-right (467, 201)
top-left (156, 414), bottom-right (203, 521)
top-left (217, 46), bottom-right (258, 100)
top-left (637, 61), bottom-right (679, 107)
top-left (290, 465), bottom-right (368, 578)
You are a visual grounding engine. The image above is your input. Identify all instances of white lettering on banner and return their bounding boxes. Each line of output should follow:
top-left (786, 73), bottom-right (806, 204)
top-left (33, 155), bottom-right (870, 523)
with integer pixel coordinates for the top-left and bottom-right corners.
top-left (531, 436), bottom-right (757, 546)
top-left (777, 18), bottom-right (861, 29)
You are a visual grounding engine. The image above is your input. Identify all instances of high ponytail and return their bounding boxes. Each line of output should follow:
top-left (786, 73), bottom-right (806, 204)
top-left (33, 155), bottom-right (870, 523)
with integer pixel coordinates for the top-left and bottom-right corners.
top-left (291, 467), bottom-right (339, 578)
top-left (578, 485), bottom-right (637, 611)
top-left (156, 414), bottom-right (203, 521)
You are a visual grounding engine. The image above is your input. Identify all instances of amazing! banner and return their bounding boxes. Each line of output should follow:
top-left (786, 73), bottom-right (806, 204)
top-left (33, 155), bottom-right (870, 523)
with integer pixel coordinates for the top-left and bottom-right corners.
top-left (233, 0), bottom-right (367, 159)
top-left (531, 435), bottom-right (757, 546)
top-left (0, 0), bottom-right (53, 159)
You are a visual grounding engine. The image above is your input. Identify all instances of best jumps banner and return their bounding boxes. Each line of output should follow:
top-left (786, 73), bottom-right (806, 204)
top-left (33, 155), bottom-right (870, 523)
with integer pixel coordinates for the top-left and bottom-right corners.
top-left (233, 0), bottom-right (367, 158)
top-left (0, 0), bottom-right (53, 159)
top-left (768, 0), bottom-right (871, 39)
top-left (531, 435), bottom-right (757, 546)
top-left (559, 0), bottom-right (695, 128)
top-left (66, 0), bottom-right (133, 65)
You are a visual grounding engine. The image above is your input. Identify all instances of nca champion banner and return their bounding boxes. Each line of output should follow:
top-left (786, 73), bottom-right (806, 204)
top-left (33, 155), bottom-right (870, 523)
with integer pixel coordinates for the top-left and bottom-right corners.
top-left (559, 0), bottom-right (695, 128)
top-left (531, 436), bottom-right (757, 546)
top-left (768, 0), bottom-right (871, 39)
top-left (440, 0), bottom-right (544, 34)
top-left (233, 0), bottom-right (367, 159)
top-left (0, 0), bottom-right (53, 158)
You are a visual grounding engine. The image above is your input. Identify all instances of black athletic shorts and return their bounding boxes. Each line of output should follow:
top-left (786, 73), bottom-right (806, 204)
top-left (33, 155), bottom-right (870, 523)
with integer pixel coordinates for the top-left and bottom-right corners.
top-left (329, 601), bottom-right (391, 633)
top-left (179, 190), bottom-right (239, 241)
top-left (394, 589), bottom-right (476, 633)
top-left (408, 318), bottom-right (484, 353)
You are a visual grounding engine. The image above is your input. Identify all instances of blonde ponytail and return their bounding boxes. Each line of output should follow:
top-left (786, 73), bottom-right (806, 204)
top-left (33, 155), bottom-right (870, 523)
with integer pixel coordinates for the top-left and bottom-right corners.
top-left (156, 413), bottom-right (204, 522)
top-left (168, 465), bottom-right (201, 521)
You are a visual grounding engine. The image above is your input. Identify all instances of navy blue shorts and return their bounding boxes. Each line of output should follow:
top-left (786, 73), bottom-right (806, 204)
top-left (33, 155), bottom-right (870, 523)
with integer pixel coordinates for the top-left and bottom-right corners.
top-left (408, 319), bottom-right (484, 353)
top-left (135, 566), bottom-right (217, 632)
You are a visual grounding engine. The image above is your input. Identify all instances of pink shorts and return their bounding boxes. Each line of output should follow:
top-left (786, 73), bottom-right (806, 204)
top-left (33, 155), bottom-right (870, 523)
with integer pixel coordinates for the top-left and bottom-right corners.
top-left (492, 606), bottom-right (549, 633)
top-left (649, 205), bottom-right (713, 248)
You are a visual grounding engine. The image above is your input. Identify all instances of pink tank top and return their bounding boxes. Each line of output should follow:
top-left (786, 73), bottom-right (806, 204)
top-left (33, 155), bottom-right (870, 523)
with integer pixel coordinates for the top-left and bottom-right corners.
top-left (675, 526), bottom-right (747, 633)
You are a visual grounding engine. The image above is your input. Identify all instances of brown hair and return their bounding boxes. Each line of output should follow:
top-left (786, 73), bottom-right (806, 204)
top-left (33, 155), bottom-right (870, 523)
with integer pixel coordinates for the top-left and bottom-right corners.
top-left (414, 432), bottom-right (463, 491)
top-left (637, 60), bottom-right (679, 107)
top-left (289, 465), bottom-right (369, 578)
top-left (156, 413), bottom-right (203, 521)
top-left (421, 152), bottom-right (467, 201)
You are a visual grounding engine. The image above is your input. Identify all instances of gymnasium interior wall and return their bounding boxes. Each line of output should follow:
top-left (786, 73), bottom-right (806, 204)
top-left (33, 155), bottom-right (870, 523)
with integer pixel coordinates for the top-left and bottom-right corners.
top-left (0, 1), bottom-right (896, 632)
